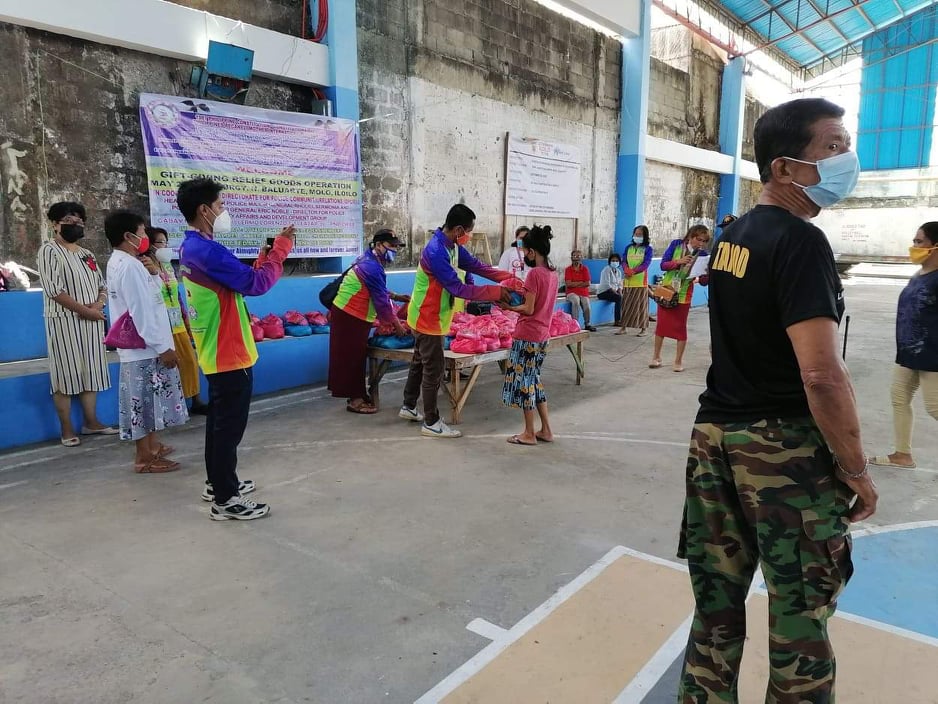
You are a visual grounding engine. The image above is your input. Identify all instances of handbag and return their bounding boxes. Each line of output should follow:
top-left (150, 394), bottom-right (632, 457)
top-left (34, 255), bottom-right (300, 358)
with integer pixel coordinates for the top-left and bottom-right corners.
top-left (103, 311), bottom-right (147, 349)
top-left (649, 284), bottom-right (680, 309)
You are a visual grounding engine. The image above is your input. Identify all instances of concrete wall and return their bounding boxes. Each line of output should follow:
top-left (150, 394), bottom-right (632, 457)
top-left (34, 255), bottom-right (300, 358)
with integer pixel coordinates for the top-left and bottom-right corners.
top-left (0, 1), bottom-right (311, 269)
top-left (357, 0), bottom-right (621, 267)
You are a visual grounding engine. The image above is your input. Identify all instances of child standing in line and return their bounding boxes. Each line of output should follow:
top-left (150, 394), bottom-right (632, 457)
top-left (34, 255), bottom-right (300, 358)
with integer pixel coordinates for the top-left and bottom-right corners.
top-left (500, 225), bottom-right (559, 446)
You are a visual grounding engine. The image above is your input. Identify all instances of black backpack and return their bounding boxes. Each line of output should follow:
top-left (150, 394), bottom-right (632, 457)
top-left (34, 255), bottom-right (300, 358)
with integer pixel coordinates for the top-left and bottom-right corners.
top-left (318, 260), bottom-right (358, 309)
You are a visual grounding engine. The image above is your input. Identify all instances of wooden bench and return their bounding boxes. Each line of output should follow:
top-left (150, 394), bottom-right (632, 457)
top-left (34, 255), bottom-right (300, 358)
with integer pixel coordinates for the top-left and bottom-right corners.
top-left (366, 330), bottom-right (589, 424)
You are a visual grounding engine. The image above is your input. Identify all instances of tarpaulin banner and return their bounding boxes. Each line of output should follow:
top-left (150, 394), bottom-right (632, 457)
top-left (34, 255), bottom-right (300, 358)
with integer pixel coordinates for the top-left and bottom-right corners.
top-left (505, 135), bottom-right (581, 219)
top-left (139, 93), bottom-right (363, 258)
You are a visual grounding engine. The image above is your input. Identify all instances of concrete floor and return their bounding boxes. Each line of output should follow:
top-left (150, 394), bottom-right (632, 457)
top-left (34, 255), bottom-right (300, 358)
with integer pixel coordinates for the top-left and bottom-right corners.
top-left (1, 280), bottom-right (935, 704)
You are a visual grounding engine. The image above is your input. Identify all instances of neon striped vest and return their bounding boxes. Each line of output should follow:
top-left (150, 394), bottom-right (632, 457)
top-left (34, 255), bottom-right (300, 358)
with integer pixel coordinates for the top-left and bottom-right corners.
top-left (408, 244), bottom-right (459, 336)
top-left (624, 246), bottom-right (648, 288)
top-left (662, 243), bottom-right (694, 304)
top-left (334, 267), bottom-right (377, 323)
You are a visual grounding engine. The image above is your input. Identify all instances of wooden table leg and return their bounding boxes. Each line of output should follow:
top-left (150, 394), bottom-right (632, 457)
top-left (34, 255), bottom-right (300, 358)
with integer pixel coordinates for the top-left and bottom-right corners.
top-left (367, 358), bottom-right (392, 409)
top-left (451, 365), bottom-right (482, 424)
top-left (567, 341), bottom-right (585, 385)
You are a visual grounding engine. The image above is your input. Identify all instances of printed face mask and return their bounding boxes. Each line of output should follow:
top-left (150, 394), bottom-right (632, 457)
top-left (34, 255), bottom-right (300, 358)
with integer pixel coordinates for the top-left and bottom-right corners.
top-left (155, 248), bottom-right (174, 263)
top-left (383, 248), bottom-right (397, 263)
top-left (909, 245), bottom-right (938, 265)
top-left (60, 223), bottom-right (84, 242)
top-left (212, 209), bottom-right (232, 235)
top-left (787, 151), bottom-right (860, 208)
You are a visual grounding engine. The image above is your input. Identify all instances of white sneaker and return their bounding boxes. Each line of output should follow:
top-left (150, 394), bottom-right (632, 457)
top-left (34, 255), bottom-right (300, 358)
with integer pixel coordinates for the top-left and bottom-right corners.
top-left (399, 406), bottom-right (424, 422)
top-left (421, 419), bottom-right (462, 438)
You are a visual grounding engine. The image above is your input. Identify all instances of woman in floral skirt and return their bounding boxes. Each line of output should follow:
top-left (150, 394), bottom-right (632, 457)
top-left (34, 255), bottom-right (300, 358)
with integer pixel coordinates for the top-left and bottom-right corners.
top-left (104, 210), bottom-right (188, 473)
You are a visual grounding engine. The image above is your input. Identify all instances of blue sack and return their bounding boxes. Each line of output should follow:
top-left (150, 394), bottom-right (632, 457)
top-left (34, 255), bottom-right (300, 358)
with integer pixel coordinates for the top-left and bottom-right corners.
top-left (371, 334), bottom-right (416, 349)
top-left (310, 325), bottom-right (331, 334)
top-left (443, 336), bottom-right (452, 351)
top-left (508, 290), bottom-right (524, 307)
top-left (284, 324), bottom-right (313, 337)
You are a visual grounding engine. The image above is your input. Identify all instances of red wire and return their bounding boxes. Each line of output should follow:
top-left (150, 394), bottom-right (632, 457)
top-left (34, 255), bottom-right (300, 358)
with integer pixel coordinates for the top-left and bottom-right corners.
top-left (312, 0), bottom-right (328, 43)
top-left (301, 0), bottom-right (307, 39)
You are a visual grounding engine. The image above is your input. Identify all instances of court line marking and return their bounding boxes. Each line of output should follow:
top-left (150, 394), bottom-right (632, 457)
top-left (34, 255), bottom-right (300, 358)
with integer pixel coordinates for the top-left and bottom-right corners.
top-left (415, 545), bottom-right (690, 704)
top-left (612, 612), bottom-right (694, 703)
top-left (465, 619), bottom-right (508, 641)
top-left (0, 480), bottom-right (29, 491)
top-left (851, 519), bottom-right (938, 537)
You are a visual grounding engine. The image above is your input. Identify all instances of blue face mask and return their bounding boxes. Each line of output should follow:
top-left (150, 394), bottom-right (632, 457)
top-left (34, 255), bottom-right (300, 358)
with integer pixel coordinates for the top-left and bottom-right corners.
top-left (610, 261), bottom-right (620, 269)
top-left (787, 151), bottom-right (860, 208)
top-left (516, 239), bottom-right (525, 248)
top-left (632, 236), bottom-right (643, 245)
top-left (383, 248), bottom-right (396, 263)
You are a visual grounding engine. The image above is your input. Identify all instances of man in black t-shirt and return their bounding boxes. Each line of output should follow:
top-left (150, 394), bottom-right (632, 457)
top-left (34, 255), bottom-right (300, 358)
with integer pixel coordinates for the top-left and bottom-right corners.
top-left (678, 99), bottom-right (878, 702)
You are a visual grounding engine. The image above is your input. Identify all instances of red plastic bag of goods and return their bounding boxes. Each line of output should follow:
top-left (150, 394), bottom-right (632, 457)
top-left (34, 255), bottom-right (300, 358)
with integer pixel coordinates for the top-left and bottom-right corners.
top-left (284, 310), bottom-right (307, 326)
top-left (396, 303), bottom-right (408, 320)
top-left (451, 337), bottom-right (486, 354)
top-left (304, 311), bottom-right (329, 327)
top-left (249, 314), bottom-right (265, 343)
top-left (261, 314), bottom-right (285, 339)
top-left (452, 312), bottom-right (473, 326)
top-left (485, 337), bottom-right (500, 351)
top-left (499, 334), bottom-right (513, 349)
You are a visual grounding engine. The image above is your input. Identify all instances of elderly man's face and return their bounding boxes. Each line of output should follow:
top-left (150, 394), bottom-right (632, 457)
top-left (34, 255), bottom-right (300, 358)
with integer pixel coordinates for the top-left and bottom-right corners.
top-left (788, 117), bottom-right (852, 188)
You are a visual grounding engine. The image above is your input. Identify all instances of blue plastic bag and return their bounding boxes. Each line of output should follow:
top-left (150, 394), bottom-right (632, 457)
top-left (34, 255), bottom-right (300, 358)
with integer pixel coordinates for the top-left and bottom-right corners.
top-left (284, 324), bottom-right (313, 337)
top-left (508, 290), bottom-right (524, 307)
top-left (310, 325), bottom-right (331, 334)
top-left (443, 336), bottom-right (452, 351)
top-left (371, 334), bottom-right (416, 349)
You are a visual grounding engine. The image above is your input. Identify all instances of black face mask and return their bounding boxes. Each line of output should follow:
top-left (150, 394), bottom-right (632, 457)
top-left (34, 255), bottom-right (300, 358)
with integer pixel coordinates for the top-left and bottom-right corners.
top-left (60, 224), bottom-right (84, 243)
top-left (524, 255), bottom-right (537, 268)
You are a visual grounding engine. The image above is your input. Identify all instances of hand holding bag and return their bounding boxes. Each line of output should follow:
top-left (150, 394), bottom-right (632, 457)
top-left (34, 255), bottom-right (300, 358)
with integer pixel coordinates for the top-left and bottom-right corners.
top-left (103, 311), bottom-right (147, 349)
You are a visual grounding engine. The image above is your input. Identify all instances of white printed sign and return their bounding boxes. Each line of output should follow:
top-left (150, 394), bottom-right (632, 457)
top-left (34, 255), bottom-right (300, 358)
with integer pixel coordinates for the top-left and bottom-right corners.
top-left (505, 136), bottom-right (581, 219)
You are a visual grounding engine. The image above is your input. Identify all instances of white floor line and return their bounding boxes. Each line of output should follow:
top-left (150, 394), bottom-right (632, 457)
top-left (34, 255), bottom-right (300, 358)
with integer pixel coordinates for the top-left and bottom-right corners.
top-left (416, 545), bottom-right (685, 704)
top-left (851, 519), bottom-right (938, 538)
top-left (0, 480), bottom-right (29, 491)
top-left (612, 612), bottom-right (693, 703)
top-left (465, 618), bottom-right (508, 641)
top-left (832, 609), bottom-right (938, 648)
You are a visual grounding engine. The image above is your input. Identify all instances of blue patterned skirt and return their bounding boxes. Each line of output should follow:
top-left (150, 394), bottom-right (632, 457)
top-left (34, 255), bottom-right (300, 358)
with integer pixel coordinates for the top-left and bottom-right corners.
top-left (118, 358), bottom-right (189, 441)
top-left (502, 339), bottom-right (548, 410)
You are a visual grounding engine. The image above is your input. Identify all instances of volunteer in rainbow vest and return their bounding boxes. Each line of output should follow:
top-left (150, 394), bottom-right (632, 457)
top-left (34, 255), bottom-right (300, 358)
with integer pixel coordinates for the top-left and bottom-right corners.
top-left (177, 177), bottom-right (295, 522)
top-left (329, 229), bottom-right (409, 415)
top-left (650, 225), bottom-right (710, 372)
top-left (616, 225), bottom-right (653, 336)
top-left (399, 203), bottom-right (515, 438)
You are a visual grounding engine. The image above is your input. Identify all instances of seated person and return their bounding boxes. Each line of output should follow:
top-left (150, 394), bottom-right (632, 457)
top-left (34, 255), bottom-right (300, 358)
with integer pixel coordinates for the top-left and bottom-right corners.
top-left (563, 249), bottom-right (596, 332)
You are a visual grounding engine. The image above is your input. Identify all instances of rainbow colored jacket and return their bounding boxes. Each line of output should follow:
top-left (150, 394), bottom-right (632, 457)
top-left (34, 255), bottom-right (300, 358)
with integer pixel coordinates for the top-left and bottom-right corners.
top-left (333, 250), bottom-right (396, 324)
top-left (179, 229), bottom-right (286, 374)
top-left (407, 228), bottom-right (506, 335)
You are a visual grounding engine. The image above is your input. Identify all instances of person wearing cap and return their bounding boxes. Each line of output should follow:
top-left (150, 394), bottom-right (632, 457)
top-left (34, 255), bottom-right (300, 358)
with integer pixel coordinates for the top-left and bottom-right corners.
top-left (329, 229), bottom-right (409, 414)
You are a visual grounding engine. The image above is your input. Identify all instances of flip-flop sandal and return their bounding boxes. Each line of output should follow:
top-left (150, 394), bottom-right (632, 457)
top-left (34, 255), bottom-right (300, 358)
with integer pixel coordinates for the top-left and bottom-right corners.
top-left (649, 360), bottom-right (662, 369)
top-left (637, 330), bottom-right (648, 337)
top-left (156, 444), bottom-right (175, 459)
top-left (615, 330), bottom-right (627, 335)
top-left (82, 426), bottom-right (119, 436)
top-left (61, 437), bottom-right (81, 447)
top-left (869, 455), bottom-right (916, 469)
top-left (535, 435), bottom-right (554, 443)
top-left (507, 435), bottom-right (537, 446)
top-left (134, 458), bottom-right (180, 473)
top-left (673, 365), bottom-right (685, 373)
top-left (346, 403), bottom-right (378, 415)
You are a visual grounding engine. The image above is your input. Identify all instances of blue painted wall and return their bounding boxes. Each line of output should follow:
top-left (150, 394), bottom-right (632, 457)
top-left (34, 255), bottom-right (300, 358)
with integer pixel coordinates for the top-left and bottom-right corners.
top-left (0, 263), bottom-right (708, 449)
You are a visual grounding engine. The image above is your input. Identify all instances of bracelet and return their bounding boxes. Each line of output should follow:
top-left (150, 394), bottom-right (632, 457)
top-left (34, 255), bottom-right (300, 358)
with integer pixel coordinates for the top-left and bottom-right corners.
top-left (833, 455), bottom-right (869, 480)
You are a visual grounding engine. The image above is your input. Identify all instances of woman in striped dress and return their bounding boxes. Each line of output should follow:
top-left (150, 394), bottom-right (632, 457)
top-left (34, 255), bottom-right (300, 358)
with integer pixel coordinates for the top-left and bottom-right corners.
top-left (37, 202), bottom-right (116, 446)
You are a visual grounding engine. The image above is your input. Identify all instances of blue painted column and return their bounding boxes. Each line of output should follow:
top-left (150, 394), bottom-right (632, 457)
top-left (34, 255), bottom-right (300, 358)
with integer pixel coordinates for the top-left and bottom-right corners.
top-left (321, 0), bottom-right (361, 272)
top-left (716, 57), bottom-right (746, 229)
top-left (614, 0), bottom-right (652, 256)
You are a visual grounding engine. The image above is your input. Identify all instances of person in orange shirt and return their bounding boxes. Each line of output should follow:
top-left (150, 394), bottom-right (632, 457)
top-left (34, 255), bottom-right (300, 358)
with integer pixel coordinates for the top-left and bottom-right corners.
top-left (563, 249), bottom-right (596, 332)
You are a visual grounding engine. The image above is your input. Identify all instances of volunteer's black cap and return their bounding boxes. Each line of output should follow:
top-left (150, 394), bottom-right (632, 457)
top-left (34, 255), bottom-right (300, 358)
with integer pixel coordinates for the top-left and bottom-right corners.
top-left (371, 229), bottom-right (403, 247)
top-left (718, 214), bottom-right (737, 228)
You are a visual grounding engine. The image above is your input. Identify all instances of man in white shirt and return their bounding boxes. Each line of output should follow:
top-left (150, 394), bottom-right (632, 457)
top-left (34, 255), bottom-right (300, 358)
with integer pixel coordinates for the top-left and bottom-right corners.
top-left (497, 226), bottom-right (530, 281)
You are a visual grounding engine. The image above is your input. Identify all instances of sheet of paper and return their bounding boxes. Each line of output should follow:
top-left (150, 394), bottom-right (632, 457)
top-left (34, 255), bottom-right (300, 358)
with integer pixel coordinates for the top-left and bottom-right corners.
top-left (689, 254), bottom-right (710, 279)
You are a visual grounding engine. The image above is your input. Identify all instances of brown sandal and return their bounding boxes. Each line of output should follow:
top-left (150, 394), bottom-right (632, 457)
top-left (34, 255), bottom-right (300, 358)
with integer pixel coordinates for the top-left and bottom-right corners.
top-left (156, 444), bottom-right (175, 459)
top-left (134, 457), bottom-right (180, 473)
top-left (346, 402), bottom-right (378, 415)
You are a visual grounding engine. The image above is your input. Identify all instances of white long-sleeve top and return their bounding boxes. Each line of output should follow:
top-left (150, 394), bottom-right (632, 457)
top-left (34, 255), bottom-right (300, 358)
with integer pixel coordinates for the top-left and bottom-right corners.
top-left (597, 265), bottom-right (623, 294)
top-left (106, 250), bottom-right (174, 362)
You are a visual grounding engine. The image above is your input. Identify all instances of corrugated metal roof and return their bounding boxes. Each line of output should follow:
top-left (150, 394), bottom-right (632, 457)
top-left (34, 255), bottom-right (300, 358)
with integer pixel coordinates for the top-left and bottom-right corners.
top-left (716, 0), bottom-right (938, 73)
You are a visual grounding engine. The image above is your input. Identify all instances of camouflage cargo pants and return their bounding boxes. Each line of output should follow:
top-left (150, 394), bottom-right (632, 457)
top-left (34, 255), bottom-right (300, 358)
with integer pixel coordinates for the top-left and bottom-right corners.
top-left (677, 419), bottom-right (854, 704)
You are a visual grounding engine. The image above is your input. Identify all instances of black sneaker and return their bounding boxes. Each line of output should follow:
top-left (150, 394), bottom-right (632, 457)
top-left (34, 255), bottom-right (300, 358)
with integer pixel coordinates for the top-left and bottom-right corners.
top-left (585, 325), bottom-right (597, 332)
top-left (202, 480), bottom-right (255, 502)
top-left (210, 495), bottom-right (270, 521)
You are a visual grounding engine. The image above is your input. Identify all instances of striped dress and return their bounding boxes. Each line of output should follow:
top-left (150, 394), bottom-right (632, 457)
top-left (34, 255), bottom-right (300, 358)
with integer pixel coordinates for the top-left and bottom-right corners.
top-left (37, 240), bottom-right (110, 395)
